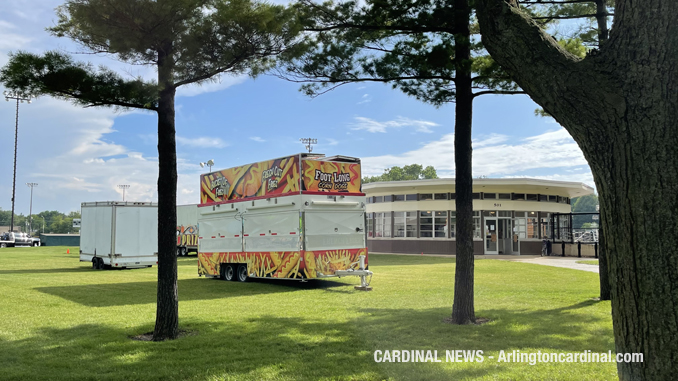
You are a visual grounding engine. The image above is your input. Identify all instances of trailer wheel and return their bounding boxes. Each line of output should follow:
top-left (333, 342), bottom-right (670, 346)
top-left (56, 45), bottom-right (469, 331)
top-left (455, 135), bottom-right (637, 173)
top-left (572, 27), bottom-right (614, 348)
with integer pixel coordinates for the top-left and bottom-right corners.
top-left (92, 259), bottom-right (98, 269)
top-left (0, 243), bottom-right (6, 248)
top-left (97, 258), bottom-right (106, 270)
top-left (180, 247), bottom-right (187, 256)
top-left (220, 264), bottom-right (235, 281)
top-left (236, 264), bottom-right (248, 282)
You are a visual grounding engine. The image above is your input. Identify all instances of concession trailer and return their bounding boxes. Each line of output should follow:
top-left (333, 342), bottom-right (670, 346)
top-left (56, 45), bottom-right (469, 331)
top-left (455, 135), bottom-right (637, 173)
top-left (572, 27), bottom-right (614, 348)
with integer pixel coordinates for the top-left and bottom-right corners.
top-left (80, 201), bottom-right (158, 270)
top-left (176, 204), bottom-right (198, 256)
top-left (197, 153), bottom-right (372, 288)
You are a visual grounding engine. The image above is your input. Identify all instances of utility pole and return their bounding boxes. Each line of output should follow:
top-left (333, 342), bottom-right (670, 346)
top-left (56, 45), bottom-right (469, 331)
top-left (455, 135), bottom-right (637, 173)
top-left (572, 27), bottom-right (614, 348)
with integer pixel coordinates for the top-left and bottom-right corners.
top-left (26, 183), bottom-right (37, 234)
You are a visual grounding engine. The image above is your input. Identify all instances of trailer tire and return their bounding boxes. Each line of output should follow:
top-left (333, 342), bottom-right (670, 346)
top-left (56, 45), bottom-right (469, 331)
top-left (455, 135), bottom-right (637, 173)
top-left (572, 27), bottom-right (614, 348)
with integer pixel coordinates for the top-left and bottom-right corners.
top-left (97, 258), bottom-right (106, 270)
top-left (33, 242), bottom-right (39, 247)
top-left (0, 243), bottom-right (6, 248)
top-left (220, 264), bottom-right (235, 281)
top-left (180, 247), bottom-right (187, 256)
top-left (92, 259), bottom-right (98, 269)
top-left (236, 264), bottom-right (248, 282)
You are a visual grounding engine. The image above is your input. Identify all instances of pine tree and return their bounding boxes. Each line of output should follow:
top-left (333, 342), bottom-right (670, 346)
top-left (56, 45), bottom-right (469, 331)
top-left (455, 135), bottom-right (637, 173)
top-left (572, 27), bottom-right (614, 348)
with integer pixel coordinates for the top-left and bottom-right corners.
top-left (1, 0), bottom-right (300, 341)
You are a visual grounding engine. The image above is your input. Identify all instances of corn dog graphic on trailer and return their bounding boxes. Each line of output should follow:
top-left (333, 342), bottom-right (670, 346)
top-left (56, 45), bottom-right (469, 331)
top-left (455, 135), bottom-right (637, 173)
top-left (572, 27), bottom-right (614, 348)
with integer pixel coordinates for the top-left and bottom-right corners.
top-left (197, 153), bottom-right (373, 290)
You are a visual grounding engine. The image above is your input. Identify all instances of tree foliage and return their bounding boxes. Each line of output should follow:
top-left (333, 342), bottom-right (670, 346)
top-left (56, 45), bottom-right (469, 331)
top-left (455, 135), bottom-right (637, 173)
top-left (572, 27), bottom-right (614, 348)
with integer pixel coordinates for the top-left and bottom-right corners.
top-left (278, 0), bottom-right (522, 105)
top-left (571, 193), bottom-right (598, 228)
top-left (363, 164), bottom-right (438, 183)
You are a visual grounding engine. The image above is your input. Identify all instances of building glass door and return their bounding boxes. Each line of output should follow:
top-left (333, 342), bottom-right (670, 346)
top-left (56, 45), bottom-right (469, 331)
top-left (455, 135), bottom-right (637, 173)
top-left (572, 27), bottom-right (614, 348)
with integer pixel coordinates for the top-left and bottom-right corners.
top-left (485, 218), bottom-right (498, 254)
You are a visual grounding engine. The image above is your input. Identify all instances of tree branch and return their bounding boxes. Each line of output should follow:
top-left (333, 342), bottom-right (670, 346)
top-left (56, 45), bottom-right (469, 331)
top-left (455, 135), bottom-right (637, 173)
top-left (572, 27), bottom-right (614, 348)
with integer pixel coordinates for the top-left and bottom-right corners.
top-left (473, 89), bottom-right (526, 97)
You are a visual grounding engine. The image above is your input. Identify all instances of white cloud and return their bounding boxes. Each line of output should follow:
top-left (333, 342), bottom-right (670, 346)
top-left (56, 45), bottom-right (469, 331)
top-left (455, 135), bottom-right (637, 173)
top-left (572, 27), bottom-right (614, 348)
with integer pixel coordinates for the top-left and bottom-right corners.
top-left (361, 128), bottom-right (593, 187)
top-left (357, 94), bottom-right (372, 105)
top-left (350, 116), bottom-right (440, 133)
top-left (176, 75), bottom-right (248, 97)
top-left (250, 136), bottom-right (265, 143)
top-left (176, 136), bottom-right (228, 148)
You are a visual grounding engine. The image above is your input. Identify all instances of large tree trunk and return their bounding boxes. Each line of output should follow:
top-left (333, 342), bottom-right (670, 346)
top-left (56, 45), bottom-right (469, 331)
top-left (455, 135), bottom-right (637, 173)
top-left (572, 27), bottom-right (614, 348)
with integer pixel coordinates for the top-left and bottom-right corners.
top-left (598, 213), bottom-right (610, 301)
top-left (451, 0), bottom-right (475, 325)
top-left (476, 1), bottom-right (678, 379)
top-left (153, 42), bottom-right (179, 341)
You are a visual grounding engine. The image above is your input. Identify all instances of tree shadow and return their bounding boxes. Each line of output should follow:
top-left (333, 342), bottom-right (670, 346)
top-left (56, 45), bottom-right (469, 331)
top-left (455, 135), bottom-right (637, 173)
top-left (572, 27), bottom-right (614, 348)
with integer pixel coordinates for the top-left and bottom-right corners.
top-left (34, 277), bottom-right (354, 307)
top-left (367, 254), bottom-right (456, 266)
top-left (0, 267), bottom-right (92, 275)
top-left (0, 300), bottom-right (616, 380)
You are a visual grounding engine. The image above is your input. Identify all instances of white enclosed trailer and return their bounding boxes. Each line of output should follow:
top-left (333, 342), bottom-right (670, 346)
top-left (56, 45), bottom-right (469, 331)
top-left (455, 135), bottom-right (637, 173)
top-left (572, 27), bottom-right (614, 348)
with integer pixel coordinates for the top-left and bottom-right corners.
top-left (80, 201), bottom-right (158, 270)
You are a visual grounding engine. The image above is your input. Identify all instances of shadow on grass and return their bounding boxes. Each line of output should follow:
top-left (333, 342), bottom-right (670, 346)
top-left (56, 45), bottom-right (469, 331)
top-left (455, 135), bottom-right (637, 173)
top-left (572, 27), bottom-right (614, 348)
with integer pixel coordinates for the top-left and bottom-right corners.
top-left (0, 300), bottom-right (615, 381)
top-left (367, 254), bottom-right (456, 266)
top-left (35, 278), bottom-right (352, 307)
top-left (0, 267), bottom-right (92, 275)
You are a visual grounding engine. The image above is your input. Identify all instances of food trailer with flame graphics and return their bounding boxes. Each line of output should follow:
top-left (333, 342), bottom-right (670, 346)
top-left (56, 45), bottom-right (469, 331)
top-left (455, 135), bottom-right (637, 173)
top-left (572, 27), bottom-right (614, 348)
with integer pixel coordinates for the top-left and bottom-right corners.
top-left (176, 204), bottom-right (198, 256)
top-left (197, 153), bottom-right (372, 288)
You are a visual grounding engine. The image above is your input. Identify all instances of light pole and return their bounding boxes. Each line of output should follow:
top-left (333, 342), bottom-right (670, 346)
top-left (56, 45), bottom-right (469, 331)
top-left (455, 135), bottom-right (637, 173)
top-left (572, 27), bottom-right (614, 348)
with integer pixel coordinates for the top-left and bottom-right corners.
top-left (117, 184), bottom-right (130, 201)
top-left (26, 183), bottom-right (37, 235)
top-left (4, 90), bottom-right (32, 233)
top-left (199, 159), bottom-right (215, 172)
top-left (299, 138), bottom-right (317, 153)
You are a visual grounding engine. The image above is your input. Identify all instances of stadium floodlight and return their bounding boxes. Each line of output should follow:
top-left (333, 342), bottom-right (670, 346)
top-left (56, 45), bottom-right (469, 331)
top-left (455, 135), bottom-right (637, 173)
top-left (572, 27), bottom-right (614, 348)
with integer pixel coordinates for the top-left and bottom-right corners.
top-left (299, 138), bottom-right (318, 153)
top-left (117, 184), bottom-right (130, 201)
top-left (4, 91), bottom-right (33, 233)
top-left (200, 159), bottom-right (215, 172)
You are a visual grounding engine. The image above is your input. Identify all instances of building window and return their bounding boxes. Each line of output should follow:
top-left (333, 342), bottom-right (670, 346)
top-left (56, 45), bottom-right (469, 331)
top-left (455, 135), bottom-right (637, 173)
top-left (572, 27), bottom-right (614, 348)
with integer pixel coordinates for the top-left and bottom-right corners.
top-left (393, 194), bottom-right (405, 202)
top-left (540, 213), bottom-right (551, 238)
top-left (472, 193), bottom-right (481, 199)
top-left (366, 197), bottom-right (372, 204)
top-left (384, 195), bottom-right (393, 202)
top-left (449, 193), bottom-right (456, 200)
top-left (473, 211), bottom-right (481, 239)
top-left (539, 194), bottom-right (548, 202)
top-left (374, 196), bottom-right (384, 203)
top-left (450, 211), bottom-right (456, 238)
top-left (527, 211), bottom-right (539, 238)
top-left (375, 212), bottom-right (391, 238)
top-left (394, 211), bottom-right (417, 237)
top-left (512, 193), bottom-right (525, 201)
top-left (406, 194), bottom-right (417, 201)
top-left (483, 210), bottom-right (497, 217)
top-left (366, 213), bottom-right (374, 237)
top-left (526, 194), bottom-right (538, 201)
top-left (420, 211), bottom-right (448, 238)
top-left (434, 193), bottom-right (448, 200)
top-left (514, 212), bottom-right (527, 240)
top-left (484, 193), bottom-right (496, 199)
top-left (498, 193), bottom-right (511, 200)
top-left (548, 195), bottom-right (558, 202)
top-left (419, 194), bottom-right (433, 201)
top-left (498, 211), bottom-right (512, 218)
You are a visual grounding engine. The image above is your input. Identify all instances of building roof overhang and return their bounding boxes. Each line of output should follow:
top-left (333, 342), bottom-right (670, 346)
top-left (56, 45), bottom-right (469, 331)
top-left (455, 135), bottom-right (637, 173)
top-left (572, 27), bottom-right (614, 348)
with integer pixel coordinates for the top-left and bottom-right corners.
top-left (363, 178), bottom-right (595, 198)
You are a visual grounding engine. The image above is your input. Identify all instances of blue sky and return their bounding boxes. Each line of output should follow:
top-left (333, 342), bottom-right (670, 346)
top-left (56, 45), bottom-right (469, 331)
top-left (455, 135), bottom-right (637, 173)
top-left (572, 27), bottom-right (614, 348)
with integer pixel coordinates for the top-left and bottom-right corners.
top-left (0, 0), bottom-right (593, 215)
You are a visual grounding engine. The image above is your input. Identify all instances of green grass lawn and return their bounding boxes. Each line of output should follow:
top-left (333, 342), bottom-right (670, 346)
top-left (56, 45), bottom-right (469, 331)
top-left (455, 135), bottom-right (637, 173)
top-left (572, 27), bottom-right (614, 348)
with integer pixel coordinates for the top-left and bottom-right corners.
top-left (576, 260), bottom-right (599, 266)
top-left (0, 247), bottom-right (616, 380)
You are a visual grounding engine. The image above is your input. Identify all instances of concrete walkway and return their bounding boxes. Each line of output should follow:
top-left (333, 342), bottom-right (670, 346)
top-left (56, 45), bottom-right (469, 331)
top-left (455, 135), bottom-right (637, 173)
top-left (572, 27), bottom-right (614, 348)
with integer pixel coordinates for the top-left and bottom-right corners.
top-left (490, 255), bottom-right (600, 273)
top-left (370, 252), bottom-right (600, 273)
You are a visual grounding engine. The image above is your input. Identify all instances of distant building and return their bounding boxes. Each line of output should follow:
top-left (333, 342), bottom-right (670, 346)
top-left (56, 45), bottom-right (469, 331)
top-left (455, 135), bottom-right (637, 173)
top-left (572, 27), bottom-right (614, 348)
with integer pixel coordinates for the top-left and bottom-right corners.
top-left (0, 226), bottom-right (22, 233)
top-left (364, 178), bottom-right (594, 255)
top-left (39, 233), bottom-right (80, 247)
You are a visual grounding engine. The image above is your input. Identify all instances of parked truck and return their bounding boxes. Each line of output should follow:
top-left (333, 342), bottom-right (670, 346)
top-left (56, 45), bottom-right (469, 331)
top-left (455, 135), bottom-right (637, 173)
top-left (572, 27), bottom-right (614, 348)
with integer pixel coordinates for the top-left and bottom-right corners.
top-left (176, 204), bottom-right (198, 256)
top-left (197, 153), bottom-right (372, 288)
top-left (0, 232), bottom-right (40, 248)
top-left (79, 201), bottom-right (158, 269)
